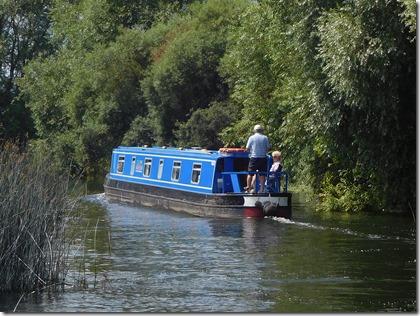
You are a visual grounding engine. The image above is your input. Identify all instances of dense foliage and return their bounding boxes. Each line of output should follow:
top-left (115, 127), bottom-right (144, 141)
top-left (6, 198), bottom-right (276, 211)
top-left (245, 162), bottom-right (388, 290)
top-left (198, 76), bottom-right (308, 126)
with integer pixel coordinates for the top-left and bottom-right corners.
top-left (1, 0), bottom-right (415, 213)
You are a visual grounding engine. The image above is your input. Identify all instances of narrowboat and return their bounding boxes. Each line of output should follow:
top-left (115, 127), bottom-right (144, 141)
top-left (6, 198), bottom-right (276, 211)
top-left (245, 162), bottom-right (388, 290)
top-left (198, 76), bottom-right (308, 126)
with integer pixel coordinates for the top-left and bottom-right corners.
top-left (103, 146), bottom-right (292, 218)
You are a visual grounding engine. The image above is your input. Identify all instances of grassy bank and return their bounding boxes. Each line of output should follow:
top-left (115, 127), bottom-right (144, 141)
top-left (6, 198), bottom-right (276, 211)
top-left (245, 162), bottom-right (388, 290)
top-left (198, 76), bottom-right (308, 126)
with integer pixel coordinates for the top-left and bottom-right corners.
top-left (0, 142), bottom-right (82, 293)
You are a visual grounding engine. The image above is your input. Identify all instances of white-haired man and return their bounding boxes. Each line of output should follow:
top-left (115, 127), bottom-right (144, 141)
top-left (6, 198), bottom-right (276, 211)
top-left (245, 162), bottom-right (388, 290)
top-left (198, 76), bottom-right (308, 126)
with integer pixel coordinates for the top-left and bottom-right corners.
top-left (245, 124), bottom-right (270, 193)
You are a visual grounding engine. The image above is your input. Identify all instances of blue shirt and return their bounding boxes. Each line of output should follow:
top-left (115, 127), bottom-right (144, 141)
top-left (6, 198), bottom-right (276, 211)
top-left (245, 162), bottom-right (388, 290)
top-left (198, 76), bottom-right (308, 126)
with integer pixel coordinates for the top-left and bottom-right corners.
top-left (246, 132), bottom-right (270, 158)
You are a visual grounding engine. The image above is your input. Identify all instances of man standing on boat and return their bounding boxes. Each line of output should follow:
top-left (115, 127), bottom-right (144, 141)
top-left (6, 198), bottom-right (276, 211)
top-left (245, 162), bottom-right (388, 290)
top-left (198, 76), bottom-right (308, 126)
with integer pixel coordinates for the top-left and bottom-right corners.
top-left (245, 124), bottom-right (270, 193)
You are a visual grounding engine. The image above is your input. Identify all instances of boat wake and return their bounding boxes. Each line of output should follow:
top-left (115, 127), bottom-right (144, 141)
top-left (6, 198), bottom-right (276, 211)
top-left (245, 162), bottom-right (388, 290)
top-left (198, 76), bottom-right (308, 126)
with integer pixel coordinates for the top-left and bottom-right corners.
top-left (81, 195), bottom-right (411, 242)
top-left (81, 193), bottom-right (108, 205)
top-left (270, 216), bottom-right (408, 241)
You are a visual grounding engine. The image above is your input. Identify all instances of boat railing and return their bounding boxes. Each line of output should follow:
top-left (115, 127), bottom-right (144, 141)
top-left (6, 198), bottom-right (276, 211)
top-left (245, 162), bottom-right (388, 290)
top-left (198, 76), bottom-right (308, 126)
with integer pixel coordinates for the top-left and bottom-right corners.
top-left (219, 171), bottom-right (288, 194)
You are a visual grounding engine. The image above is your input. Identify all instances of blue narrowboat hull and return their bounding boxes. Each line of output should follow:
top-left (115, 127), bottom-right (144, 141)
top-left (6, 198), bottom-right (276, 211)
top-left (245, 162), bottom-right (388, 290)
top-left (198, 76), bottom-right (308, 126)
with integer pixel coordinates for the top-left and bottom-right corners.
top-left (104, 175), bottom-right (292, 218)
top-left (103, 146), bottom-right (292, 219)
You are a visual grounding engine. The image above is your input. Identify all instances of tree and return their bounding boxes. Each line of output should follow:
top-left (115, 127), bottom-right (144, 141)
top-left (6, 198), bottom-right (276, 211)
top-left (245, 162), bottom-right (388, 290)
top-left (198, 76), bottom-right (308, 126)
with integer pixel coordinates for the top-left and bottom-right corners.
top-left (0, 0), bottom-right (53, 142)
top-left (174, 100), bottom-right (241, 149)
top-left (107, 0), bottom-right (199, 29)
top-left (141, 0), bottom-right (250, 146)
top-left (19, 0), bottom-right (204, 173)
top-left (221, 0), bottom-right (415, 212)
top-left (316, 0), bottom-right (416, 211)
top-left (220, 1), bottom-right (296, 149)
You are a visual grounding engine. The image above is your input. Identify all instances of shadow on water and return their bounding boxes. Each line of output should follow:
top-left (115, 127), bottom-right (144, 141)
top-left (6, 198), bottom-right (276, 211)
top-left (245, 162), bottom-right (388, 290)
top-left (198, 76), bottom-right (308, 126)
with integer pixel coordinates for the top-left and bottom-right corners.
top-left (1, 190), bottom-right (416, 313)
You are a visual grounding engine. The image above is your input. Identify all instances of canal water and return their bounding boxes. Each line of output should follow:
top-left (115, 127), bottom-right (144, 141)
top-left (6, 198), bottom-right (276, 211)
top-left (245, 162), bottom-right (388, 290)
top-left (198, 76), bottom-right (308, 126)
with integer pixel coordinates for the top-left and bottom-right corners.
top-left (0, 191), bottom-right (416, 312)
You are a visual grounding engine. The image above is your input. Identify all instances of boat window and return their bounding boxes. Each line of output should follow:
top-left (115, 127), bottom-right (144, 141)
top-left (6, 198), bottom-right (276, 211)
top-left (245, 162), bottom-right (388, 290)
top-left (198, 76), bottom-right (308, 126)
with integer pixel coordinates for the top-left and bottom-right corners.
top-left (117, 156), bottom-right (125, 173)
top-left (130, 157), bottom-right (136, 175)
top-left (171, 161), bottom-right (181, 181)
top-left (191, 163), bottom-right (201, 184)
top-left (158, 159), bottom-right (164, 179)
top-left (144, 158), bottom-right (152, 177)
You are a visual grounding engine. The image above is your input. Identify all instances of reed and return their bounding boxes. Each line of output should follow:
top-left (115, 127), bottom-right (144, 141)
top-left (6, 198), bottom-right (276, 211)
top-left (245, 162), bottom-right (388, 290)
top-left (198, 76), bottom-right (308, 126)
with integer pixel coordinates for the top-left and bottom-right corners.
top-left (0, 142), bottom-right (82, 293)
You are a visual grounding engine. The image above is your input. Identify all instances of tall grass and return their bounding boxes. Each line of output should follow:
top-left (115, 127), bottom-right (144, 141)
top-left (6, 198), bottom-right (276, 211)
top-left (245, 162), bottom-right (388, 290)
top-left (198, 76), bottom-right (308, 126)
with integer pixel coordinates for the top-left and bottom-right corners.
top-left (0, 142), bottom-right (82, 293)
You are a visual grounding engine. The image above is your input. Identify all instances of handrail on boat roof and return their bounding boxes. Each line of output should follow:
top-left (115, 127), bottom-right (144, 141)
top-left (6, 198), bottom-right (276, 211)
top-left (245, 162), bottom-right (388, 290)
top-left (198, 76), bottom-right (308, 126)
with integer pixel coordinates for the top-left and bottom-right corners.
top-left (115, 146), bottom-right (251, 157)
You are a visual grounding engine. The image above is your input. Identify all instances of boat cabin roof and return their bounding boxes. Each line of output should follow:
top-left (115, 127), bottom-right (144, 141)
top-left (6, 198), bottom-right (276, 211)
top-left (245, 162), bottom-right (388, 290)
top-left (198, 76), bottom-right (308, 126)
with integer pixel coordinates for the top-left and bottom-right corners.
top-left (113, 146), bottom-right (250, 159)
top-left (108, 146), bottom-right (286, 194)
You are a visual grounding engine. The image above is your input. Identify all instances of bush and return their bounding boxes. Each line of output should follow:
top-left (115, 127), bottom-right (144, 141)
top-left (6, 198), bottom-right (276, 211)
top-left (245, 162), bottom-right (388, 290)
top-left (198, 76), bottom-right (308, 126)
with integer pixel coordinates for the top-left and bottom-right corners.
top-left (318, 170), bottom-right (381, 213)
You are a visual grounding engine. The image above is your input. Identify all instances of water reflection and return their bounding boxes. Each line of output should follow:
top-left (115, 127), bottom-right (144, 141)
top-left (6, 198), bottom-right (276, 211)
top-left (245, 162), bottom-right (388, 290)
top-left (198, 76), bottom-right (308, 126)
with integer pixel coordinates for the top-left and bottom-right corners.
top-left (208, 219), bottom-right (243, 238)
top-left (1, 193), bottom-right (416, 313)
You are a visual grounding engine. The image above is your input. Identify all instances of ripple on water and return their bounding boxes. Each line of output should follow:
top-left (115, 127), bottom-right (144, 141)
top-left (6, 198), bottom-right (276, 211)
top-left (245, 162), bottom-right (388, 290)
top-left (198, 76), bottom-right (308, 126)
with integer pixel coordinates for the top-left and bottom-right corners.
top-left (5, 196), bottom-right (415, 313)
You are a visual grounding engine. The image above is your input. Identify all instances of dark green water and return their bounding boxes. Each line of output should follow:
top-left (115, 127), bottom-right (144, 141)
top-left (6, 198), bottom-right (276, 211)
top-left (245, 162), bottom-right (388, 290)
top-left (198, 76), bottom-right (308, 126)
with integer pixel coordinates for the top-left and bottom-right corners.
top-left (0, 191), bottom-right (416, 312)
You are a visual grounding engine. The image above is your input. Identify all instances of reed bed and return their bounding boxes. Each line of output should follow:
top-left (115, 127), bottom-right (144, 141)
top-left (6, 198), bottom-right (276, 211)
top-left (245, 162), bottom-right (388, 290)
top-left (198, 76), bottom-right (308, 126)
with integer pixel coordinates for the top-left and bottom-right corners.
top-left (0, 142), bottom-right (82, 293)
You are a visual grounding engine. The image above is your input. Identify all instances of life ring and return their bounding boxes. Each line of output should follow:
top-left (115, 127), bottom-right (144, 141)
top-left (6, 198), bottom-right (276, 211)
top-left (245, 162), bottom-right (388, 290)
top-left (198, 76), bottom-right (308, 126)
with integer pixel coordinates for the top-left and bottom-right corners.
top-left (219, 148), bottom-right (247, 153)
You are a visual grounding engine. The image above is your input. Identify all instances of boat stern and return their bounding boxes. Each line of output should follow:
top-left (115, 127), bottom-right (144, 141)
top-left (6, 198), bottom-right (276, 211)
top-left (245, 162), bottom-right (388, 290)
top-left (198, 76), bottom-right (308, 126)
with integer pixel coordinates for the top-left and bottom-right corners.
top-left (243, 193), bottom-right (292, 218)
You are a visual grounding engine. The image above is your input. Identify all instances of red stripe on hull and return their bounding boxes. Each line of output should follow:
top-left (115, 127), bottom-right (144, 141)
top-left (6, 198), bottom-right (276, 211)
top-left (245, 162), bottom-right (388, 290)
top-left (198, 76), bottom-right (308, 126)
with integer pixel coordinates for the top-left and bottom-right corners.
top-left (244, 207), bottom-right (292, 219)
top-left (244, 208), bottom-right (265, 217)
